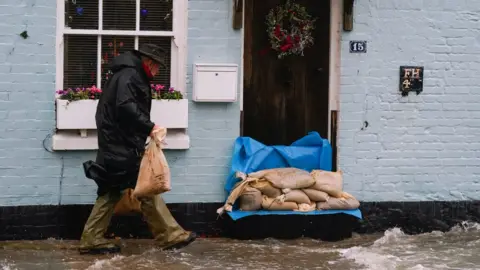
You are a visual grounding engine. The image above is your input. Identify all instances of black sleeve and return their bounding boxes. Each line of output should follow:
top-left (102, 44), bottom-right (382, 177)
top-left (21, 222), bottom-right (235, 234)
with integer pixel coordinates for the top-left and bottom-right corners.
top-left (115, 81), bottom-right (155, 137)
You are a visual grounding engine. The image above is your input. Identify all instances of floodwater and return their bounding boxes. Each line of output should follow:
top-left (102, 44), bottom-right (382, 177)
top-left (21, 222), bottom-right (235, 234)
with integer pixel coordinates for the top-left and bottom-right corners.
top-left (1, 222), bottom-right (480, 270)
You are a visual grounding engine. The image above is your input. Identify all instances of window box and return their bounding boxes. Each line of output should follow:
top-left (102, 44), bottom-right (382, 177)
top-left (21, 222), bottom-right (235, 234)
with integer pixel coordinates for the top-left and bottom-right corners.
top-left (56, 99), bottom-right (98, 130)
top-left (56, 98), bottom-right (188, 130)
top-left (151, 99), bottom-right (188, 129)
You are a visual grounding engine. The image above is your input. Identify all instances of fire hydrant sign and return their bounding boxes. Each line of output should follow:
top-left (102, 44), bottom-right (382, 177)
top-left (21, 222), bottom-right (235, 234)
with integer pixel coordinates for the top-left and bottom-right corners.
top-left (349, 41), bottom-right (367, 53)
top-left (399, 66), bottom-right (424, 96)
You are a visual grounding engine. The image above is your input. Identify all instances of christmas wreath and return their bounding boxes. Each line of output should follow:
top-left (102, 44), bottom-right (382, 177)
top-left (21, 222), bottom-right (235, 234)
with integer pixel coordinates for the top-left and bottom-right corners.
top-left (266, 0), bottom-right (316, 59)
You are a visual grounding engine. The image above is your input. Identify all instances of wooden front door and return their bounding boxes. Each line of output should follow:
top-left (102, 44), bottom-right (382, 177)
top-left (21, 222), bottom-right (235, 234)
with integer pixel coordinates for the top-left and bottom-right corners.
top-left (243, 0), bottom-right (331, 145)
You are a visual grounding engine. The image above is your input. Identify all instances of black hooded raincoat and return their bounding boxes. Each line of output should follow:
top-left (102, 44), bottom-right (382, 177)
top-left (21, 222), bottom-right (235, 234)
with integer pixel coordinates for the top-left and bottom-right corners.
top-left (83, 51), bottom-right (155, 195)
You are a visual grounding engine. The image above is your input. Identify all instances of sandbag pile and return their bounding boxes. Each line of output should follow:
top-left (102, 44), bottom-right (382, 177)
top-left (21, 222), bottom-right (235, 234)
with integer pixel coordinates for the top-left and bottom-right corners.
top-left (217, 168), bottom-right (360, 215)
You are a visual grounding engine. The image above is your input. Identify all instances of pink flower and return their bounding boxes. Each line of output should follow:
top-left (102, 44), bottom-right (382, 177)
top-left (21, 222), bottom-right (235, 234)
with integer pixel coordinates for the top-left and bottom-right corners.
top-left (108, 42), bottom-right (113, 47)
top-left (169, 87), bottom-right (175, 93)
top-left (85, 85), bottom-right (102, 94)
top-left (155, 84), bottom-right (165, 91)
top-left (119, 42), bottom-right (124, 47)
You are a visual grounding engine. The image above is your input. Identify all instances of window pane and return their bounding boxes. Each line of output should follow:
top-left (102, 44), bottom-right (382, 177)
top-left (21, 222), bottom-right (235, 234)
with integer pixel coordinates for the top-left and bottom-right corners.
top-left (65, 0), bottom-right (98, 30)
top-left (138, 37), bottom-right (172, 88)
top-left (103, 0), bottom-right (136, 30)
top-left (140, 0), bottom-right (173, 31)
top-left (63, 35), bottom-right (98, 89)
top-left (101, 36), bottom-right (135, 86)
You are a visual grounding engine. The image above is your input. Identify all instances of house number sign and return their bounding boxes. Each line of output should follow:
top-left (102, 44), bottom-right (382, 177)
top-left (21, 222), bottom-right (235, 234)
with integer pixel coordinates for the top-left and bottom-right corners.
top-left (349, 41), bottom-right (367, 53)
top-left (399, 66), bottom-right (424, 96)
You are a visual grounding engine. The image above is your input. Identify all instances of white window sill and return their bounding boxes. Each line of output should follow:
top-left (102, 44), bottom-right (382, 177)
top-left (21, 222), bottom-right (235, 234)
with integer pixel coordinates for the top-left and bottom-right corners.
top-left (52, 129), bottom-right (190, 151)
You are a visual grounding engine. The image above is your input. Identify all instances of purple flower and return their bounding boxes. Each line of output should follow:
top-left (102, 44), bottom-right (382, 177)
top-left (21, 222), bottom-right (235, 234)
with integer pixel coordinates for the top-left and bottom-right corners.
top-left (76, 7), bottom-right (84, 16)
top-left (169, 87), bottom-right (175, 93)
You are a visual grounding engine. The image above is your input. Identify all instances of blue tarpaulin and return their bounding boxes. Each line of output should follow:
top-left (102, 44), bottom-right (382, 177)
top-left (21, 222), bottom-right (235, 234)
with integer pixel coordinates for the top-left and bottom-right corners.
top-left (224, 131), bottom-right (363, 221)
top-left (228, 209), bottom-right (362, 221)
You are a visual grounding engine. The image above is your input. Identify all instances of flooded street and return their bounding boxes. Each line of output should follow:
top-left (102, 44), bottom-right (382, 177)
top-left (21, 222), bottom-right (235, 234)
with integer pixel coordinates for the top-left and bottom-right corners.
top-left (1, 222), bottom-right (480, 270)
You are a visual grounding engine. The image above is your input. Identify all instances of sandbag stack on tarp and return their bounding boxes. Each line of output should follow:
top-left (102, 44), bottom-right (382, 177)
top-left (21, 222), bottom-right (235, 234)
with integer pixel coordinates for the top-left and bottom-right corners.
top-left (217, 168), bottom-right (360, 214)
top-left (219, 132), bottom-right (363, 221)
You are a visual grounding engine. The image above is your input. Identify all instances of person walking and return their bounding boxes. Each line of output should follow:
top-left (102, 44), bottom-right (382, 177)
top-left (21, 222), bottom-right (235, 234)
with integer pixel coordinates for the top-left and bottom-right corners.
top-left (80, 44), bottom-right (196, 255)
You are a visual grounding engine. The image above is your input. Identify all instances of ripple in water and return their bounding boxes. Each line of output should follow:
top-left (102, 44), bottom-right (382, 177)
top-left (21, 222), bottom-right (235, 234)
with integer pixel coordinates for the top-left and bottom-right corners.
top-left (0, 222), bottom-right (479, 270)
top-left (337, 221), bottom-right (480, 270)
top-left (0, 260), bottom-right (17, 270)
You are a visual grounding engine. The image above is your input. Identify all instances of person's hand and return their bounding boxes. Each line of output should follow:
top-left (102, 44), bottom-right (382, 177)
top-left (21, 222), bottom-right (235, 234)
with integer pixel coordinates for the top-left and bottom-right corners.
top-left (150, 125), bottom-right (161, 138)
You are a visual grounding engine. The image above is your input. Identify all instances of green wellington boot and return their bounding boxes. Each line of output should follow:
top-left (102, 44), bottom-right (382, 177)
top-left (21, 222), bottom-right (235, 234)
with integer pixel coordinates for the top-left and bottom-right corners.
top-left (140, 195), bottom-right (197, 250)
top-left (78, 191), bottom-right (122, 255)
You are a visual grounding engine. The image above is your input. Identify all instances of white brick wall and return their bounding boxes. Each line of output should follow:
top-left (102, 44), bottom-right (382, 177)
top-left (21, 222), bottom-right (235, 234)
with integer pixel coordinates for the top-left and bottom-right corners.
top-left (339, 0), bottom-right (480, 201)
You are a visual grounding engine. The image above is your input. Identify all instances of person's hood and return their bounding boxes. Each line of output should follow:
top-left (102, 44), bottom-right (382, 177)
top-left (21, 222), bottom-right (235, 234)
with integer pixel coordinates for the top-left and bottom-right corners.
top-left (110, 51), bottom-right (143, 73)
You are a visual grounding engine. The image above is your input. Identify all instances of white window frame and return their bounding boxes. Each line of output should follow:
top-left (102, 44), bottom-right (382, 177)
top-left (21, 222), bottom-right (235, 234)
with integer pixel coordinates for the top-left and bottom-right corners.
top-left (55, 0), bottom-right (188, 94)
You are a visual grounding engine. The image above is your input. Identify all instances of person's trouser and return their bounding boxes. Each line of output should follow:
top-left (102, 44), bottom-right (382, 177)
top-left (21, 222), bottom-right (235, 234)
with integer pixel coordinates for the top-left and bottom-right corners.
top-left (79, 190), bottom-right (189, 249)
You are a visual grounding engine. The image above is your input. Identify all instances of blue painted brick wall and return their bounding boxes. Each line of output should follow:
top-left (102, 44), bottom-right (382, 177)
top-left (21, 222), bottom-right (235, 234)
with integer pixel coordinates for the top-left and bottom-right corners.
top-left (339, 1), bottom-right (480, 201)
top-left (0, 0), bottom-right (240, 206)
top-left (4, 0), bottom-right (478, 206)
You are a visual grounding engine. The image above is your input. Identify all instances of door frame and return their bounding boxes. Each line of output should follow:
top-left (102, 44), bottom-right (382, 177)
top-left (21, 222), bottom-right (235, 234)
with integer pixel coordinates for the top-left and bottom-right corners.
top-left (240, 0), bottom-right (342, 159)
top-left (328, 0), bottom-right (342, 141)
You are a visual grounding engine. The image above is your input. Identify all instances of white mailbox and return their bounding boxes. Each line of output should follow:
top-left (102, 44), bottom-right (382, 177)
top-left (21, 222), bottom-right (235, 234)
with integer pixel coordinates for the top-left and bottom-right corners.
top-left (192, 63), bottom-right (238, 102)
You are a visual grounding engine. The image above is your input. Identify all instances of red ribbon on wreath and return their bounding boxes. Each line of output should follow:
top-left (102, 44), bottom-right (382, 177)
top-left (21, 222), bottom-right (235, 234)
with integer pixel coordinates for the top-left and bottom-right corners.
top-left (265, 0), bottom-right (316, 59)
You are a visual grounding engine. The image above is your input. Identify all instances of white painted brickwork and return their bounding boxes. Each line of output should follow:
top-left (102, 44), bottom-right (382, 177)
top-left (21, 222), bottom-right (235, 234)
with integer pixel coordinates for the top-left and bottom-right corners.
top-left (339, 1), bottom-right (480, 201)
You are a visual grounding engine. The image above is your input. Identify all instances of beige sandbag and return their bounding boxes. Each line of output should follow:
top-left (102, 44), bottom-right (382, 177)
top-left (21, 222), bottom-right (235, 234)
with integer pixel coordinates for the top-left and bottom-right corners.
top-left (310, 170), bottom-right (353, 199)
top-left (250, 180), bottom-right (282, 198)
top-left (133, 128), bottom-right (171, 198)
top-left (238, 186), bottom-right (262, 211)
top-left (217, 175), bottom-right (259, 214)
top-left (247, 168), bottom-right (315, 189)
top-left (303, 188), bottom-right (329, 202)
top-left (316, 197), bottom-right (360, 210)
top-left (247, 167), bottom-right (298, 179)
top-left (282, 189), bottom-right (310, 204)
top-left (262, 196), bottom-right (298, 211)
top-left (114, 188), bottom-right (141, 215)
top-left (311, 169), bottom-right (343, 191)
top-left (296, 202), bottom-right (316, 212)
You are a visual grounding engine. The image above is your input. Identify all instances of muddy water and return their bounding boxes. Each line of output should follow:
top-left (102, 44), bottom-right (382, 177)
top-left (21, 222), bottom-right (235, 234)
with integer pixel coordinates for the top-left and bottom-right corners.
top-left (1, 222), bottom-right (480, 270)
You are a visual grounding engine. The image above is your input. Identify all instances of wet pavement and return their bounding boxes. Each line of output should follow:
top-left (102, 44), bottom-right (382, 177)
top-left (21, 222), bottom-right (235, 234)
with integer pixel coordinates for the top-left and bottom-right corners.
top-left (1, 222), bottom-right (480, 270)
top-left (0, 236), bottom-right (378, 270)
